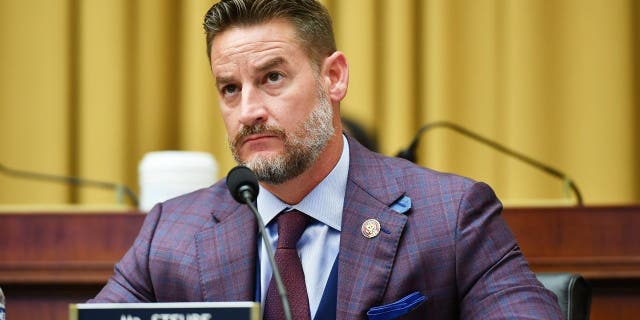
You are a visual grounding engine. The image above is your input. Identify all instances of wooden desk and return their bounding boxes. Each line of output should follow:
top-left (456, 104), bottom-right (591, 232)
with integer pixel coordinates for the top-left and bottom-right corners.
top-left (503, 206), bottom-right (640, 319)
top-left (0, 212), bottom-right (144, 319)
top-left (1, 206), bottom-right (639, 319)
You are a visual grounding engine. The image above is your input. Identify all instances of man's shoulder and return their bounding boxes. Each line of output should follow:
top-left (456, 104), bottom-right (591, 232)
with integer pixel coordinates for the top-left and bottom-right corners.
top-left (164, 178), bottom-right (229, 204)
top-left (350, 140), bottom-right (476, 193)
top-left (151, 179), bottom-right (235, 223)
top-left (348, 140), bottom-right (496, 219)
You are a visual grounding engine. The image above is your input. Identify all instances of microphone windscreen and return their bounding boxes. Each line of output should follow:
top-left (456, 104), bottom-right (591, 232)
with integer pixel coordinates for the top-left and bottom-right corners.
top-left (226, 165), bottom-right (259, 203)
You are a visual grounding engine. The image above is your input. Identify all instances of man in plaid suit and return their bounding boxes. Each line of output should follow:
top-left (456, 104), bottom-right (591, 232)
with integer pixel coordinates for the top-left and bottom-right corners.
top-left (92, 0), bottom-right (562, 319)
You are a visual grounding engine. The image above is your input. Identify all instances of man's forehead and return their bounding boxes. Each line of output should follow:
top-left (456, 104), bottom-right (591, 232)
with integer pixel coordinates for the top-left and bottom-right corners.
top-left (210, 20), bottom-right (301, 59)
top-left (211, 43), bottom-right (295, 75)
top-left (210, 22), bottom-right (307, 75)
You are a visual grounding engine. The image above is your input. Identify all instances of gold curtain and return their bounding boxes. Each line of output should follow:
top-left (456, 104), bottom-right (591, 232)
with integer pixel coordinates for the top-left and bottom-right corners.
top-left (1, 0), bottom-right (638, 206)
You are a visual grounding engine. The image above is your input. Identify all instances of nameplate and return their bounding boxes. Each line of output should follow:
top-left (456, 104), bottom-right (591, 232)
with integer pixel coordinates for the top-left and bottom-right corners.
top-left (69, 302), bottom-right (260, 320)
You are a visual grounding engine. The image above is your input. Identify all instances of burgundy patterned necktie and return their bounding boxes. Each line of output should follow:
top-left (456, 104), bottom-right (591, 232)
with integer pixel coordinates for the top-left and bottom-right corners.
top-left (263, 210), bottom-right (312, 320)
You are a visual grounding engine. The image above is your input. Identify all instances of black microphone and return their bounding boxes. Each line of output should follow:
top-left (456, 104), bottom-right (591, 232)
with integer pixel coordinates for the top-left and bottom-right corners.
top-left (396, 121), bottom-right (584, 206)
top-left (226, 166), bottom-right (292, 320)
top-left (0, 162), bottom-right (138, 206)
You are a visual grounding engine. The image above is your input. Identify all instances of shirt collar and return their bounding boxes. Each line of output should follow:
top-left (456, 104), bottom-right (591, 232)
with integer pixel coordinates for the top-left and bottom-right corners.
top-left (257, 135), bottom-right (349, 231)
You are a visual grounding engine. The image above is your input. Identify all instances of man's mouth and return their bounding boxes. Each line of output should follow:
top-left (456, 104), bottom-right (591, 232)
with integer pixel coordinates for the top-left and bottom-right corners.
top-left (241, 134), bottom-right (277, 146)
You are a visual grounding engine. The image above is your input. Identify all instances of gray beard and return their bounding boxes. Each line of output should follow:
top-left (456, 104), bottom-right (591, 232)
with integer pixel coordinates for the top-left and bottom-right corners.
top-left (229, 89), bottom-right (335, 184)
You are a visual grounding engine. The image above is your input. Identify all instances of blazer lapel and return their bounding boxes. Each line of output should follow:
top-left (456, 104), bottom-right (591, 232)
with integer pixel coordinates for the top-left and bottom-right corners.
top-left (195, 202), bottom-right (257, 302)
top-left (337, 137), bottom-right (409, 319)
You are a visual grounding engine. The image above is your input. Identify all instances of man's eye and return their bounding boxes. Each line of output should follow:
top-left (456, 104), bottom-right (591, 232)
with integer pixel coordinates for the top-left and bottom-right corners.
top-left (266, 72), bottom-right (283, 83)
top-left (222, 85), bottom-right (238, 95)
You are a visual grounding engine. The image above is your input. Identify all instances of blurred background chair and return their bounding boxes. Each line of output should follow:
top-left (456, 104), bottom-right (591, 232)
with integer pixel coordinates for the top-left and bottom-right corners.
top-left (536, 272), bottom-right (592, 320)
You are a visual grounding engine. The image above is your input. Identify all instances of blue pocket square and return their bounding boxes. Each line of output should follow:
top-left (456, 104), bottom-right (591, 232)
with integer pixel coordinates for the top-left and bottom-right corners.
top-left (367, 291), bottom-right (427, 320)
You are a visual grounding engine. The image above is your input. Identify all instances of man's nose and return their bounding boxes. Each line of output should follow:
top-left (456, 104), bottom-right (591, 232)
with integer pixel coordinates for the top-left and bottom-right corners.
top-left (238, 86), bottom-right (268, 126)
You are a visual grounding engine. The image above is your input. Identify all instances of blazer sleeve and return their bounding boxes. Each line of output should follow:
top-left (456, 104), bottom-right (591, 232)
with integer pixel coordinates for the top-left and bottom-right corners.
top-left (88, 202), bottom-right (163, 302)
top-left (455, 182), bottom-right (562, 319)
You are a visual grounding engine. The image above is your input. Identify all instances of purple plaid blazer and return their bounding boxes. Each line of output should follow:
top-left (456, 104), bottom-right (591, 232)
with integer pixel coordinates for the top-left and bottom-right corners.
top-left (92, 136), bottom-right (561, 319)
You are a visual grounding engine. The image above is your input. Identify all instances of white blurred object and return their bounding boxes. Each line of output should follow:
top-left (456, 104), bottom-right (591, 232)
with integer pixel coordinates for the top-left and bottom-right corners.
top-left (138, 151), bottom-right (217, 212)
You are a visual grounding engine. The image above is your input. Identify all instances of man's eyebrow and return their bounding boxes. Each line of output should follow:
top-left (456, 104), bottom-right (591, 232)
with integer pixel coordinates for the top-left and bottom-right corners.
top-left (214, 57), bottom-right (288, 86)
top-left (255, 57), bottom-right (287, 73)
top-left (215, 75), bottom-right (233, 87)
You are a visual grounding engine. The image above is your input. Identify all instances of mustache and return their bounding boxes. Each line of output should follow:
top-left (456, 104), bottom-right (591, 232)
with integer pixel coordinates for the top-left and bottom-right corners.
top-left (232, 123), bottom-right (286, 150)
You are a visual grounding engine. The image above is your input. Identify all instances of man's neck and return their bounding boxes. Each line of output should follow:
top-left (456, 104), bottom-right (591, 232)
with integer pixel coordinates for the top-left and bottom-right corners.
top-left (260, 133), bottom-right (344, 205)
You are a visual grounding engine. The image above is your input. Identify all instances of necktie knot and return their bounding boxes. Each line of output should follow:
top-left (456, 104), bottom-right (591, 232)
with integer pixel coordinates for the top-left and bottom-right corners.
top-left (276, 210), bottom-right (312, 249)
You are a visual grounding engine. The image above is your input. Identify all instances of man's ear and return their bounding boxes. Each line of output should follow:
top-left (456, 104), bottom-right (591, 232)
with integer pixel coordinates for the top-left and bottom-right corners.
top-left (321, 51), bottom-right (349, 103)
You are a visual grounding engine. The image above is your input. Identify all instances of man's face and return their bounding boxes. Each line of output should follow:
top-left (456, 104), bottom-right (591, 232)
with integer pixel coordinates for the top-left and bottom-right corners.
top-left (210, 19), bottom-right (336, 184)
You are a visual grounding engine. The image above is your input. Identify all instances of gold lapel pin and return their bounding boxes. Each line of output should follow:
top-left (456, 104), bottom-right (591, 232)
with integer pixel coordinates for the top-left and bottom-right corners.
top-left (361, 218), bottom-right (381, 238)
